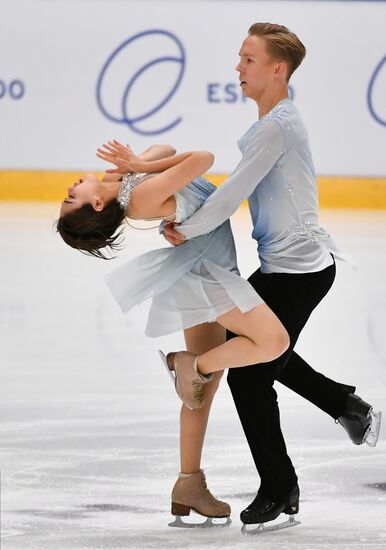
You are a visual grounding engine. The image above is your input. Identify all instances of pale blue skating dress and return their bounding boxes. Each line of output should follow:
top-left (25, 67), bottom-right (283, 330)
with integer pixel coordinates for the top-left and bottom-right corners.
top-left (105, 176), bottom-right (264, 337)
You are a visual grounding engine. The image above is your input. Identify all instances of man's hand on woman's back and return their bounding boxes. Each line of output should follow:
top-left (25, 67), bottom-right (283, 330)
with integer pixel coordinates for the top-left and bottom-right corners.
top-left (163, 223), bottom-right (186, 246)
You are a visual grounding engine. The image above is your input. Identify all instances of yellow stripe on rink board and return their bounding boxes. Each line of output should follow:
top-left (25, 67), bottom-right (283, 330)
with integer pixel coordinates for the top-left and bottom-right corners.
top-left (1, 171), bottom-right (386, 209)
top-left (316, 176), bottom-right (386, 210)
top-left (207, 174), bottom-right (386, 210)
top-left (0, 171), bottom-right (105, 202)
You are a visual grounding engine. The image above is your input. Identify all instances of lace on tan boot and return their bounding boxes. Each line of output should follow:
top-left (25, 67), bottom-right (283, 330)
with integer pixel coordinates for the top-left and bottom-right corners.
top-left (170, 469), bottom-right (231, 526)
top-left (166, 352), bottom-right (213, 410)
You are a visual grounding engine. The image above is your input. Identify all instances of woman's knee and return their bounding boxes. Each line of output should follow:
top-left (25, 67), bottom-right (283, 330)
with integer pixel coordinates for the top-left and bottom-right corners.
top-left (261, 326), bottom-right (290, 361)
top-left (247, 316), bottom-right (289, 362)
top-left (243, 305), bottom-right (289, 361)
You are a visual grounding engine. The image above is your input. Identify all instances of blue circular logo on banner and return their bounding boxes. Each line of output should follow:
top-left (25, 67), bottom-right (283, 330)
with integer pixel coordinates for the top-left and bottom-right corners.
top-left (96, 30), bottom-right (185, 135)
top-left (367, 55), bottom-right (386, 127)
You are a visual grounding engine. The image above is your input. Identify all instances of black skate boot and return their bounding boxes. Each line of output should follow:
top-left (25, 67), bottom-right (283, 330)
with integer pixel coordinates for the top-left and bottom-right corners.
top-left (337, 393), bottom-right (381, 447)
top-left (241, 484), bottom-right (300, 534)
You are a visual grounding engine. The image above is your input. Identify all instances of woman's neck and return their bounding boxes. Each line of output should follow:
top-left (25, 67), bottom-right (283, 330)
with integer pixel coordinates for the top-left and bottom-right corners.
top-left (102, 179), bottom-right (121, 201)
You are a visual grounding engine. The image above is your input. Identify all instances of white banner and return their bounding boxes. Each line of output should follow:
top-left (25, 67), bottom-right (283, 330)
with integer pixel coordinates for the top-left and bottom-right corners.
top-left (1, 0), bottom-right (385, 175)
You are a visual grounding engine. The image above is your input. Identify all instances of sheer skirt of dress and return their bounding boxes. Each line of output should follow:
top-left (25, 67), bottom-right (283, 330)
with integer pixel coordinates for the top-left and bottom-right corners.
top-left (105, 220), bottom-right (264, 338)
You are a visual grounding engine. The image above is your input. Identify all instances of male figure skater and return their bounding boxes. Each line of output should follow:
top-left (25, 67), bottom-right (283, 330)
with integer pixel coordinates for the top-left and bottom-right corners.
top-left (164, 23), bottom-right (381, 529)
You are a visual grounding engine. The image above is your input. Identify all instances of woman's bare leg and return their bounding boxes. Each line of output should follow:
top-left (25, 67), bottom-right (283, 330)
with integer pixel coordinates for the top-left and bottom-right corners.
top-left (197, 304), bottom-right (289, 376)
top-left (180, 322), bottom-right (225, 473)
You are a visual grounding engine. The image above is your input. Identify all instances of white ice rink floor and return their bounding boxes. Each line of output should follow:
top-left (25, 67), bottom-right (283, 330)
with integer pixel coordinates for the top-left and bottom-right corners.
top-left (1, 203), bottom-right (386, 550)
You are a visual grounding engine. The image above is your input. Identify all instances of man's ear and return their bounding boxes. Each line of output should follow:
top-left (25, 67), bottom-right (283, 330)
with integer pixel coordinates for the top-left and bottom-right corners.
top-left (274, 62), bottom-right (287, 79)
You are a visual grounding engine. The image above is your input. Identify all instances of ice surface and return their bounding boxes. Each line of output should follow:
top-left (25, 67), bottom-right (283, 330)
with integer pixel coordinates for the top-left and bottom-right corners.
top-left (1, 204), bottom-right (385, 549)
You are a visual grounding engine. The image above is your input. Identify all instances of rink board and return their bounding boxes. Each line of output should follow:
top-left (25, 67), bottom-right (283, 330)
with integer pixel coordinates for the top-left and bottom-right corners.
top-left (1, 171), bottom-right (386, 209)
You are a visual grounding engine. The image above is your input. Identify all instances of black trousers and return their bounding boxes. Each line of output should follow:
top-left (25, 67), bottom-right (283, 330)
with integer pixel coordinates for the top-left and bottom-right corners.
top-left (227, 258), bottom-right (355, 499)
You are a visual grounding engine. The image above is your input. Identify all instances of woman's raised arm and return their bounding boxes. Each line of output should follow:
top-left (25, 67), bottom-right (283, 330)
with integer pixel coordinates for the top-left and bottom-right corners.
top-left (99, 142), bottom-right (177, 182)
top-left (137, 144), bottom-right (177, 161)
top-left (97, 140), bottom-right (214, 210)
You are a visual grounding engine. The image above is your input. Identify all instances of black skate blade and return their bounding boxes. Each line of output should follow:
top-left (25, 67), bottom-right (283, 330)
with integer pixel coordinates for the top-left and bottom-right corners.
top-left (365, 410), bottom-right (382, 447)
top-left (241, 515), bottom-right (300, 535)
top-left (158, 350), bottom-right (176, 384)
top-left (169, 515), bottom-right (231, 528)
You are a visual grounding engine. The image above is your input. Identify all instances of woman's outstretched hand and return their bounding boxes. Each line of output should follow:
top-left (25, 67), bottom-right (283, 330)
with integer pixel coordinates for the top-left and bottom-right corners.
top-left (96, 140), bottom-right (144, 174)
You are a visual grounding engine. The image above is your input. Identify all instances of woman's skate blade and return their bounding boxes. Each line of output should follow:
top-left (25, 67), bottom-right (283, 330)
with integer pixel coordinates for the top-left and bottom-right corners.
top-left (169, 515), bottom-right (232, 528)
top-left (158, 350), bottom-right (176, 384)
top-left (241, 514), bottom-right (300, 535)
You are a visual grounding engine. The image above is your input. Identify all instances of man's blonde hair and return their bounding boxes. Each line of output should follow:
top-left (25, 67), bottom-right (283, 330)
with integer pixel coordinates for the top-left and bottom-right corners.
top-left (248, 22), bottom-right (306, 81)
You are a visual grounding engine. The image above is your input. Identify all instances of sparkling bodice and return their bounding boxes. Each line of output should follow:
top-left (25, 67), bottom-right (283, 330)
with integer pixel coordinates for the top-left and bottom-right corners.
top-left (118, 173), bottom-right (215, 224)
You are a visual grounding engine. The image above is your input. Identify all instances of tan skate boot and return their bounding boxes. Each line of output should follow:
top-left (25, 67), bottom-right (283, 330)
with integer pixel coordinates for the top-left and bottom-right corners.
top-left (165, 351), bottom-right (213, 410)
top-left (171, 470), bottom-right (231, 527)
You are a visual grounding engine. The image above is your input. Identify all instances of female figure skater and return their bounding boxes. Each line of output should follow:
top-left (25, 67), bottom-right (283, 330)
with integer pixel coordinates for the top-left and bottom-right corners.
top-left (57, 140), bottom-right (290, 525)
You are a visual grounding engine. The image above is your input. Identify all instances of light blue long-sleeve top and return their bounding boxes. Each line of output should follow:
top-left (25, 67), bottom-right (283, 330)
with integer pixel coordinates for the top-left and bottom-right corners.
top-left (178, 98), bottom-right (343, 274)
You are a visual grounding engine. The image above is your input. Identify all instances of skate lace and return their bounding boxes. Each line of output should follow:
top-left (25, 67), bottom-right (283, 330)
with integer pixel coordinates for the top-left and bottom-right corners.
top-left (201, 477), bottom-right (209, 492)
top-left (200, 476), bottom-right (228, 510)
top-left (201, 476), bottom-right (215, 498)
top-left (192, 380), bottom-right (205, 404)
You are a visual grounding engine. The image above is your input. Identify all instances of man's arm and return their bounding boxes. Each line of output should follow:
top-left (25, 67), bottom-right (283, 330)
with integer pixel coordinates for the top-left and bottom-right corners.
top-left (175, 119), bottom-right (287, 240)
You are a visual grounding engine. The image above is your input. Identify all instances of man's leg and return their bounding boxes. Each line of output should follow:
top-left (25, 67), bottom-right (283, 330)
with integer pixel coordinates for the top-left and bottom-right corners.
top-left (245, 259), bottom-right (354, 419)
top-left (279, 350), bottom-right (380, 445)
top-left (227, 262), bottom-right (337, 508)
top-left (227, 361), bottom-right (298, 498)
top-left (278, 351), bottom-right (355, 419)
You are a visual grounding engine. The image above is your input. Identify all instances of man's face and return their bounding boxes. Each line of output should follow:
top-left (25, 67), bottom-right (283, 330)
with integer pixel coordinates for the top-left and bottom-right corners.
top-left (236, 35), bottom-right (280, 101)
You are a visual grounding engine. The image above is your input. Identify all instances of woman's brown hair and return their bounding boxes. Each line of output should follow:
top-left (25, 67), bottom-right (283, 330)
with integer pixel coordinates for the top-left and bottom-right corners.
top-left (56, 199), bottom-right (126, 259)
top-left (248, 22), bottom-right (306, 81)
